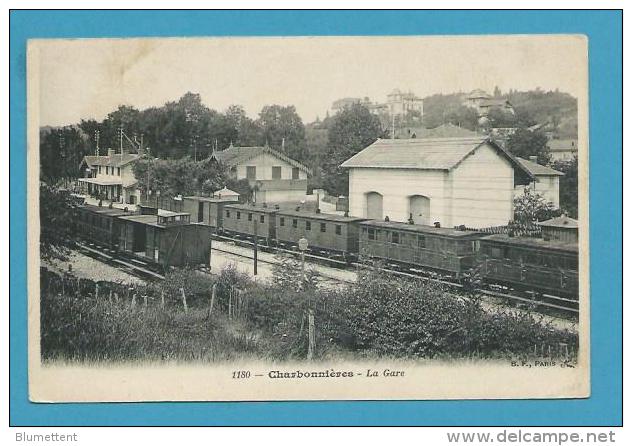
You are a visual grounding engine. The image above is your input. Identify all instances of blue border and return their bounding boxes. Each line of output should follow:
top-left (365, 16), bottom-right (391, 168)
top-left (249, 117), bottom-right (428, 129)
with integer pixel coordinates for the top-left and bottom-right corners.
top-left (10, 10), bottom-right (622, 426)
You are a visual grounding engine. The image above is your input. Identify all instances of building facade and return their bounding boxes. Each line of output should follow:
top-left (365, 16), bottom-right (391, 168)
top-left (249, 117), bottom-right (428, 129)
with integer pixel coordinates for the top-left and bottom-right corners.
top-left (341, 137), bottom-right (533, 229)
top-left (513, 156), bottom-right (563, 208)
top-left (210, 144), bottom-right (311, 204)
top-left (463, 89), bottom-right (515, 117)
top-left (78, 149), bottom-right (140, 204)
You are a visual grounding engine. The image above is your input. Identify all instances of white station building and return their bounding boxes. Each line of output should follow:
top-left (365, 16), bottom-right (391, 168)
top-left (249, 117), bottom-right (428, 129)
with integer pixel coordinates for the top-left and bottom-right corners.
top-left (341, 136), bottom-right (535, 229)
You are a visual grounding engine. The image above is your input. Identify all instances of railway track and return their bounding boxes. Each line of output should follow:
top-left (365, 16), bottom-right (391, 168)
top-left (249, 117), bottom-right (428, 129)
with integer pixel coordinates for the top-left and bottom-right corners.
top-left (211, 234), bottom-right (579, 317)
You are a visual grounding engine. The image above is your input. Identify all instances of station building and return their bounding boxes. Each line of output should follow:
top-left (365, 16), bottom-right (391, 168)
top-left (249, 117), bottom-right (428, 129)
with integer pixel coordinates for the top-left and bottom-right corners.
top-left (341, 136), bottom-right (535, 229)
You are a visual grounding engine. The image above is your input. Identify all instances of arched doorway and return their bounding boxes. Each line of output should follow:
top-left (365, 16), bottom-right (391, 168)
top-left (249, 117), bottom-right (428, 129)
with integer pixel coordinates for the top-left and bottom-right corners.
top-left (366, 192), bottom-right (383, 220)
top-left (409, 195), bottom-right (430, 225)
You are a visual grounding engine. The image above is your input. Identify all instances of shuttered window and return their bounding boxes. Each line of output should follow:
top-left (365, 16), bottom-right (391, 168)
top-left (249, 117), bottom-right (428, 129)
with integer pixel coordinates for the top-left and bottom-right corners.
top-left (272, 166), bottom-right (282, 179)
top-left (292, 167), bottom-right (300, 179)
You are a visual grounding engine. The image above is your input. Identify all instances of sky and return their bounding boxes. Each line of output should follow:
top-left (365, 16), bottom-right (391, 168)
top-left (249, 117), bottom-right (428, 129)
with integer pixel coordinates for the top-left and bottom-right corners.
top-left (32, 35), bottom-right (587, 126)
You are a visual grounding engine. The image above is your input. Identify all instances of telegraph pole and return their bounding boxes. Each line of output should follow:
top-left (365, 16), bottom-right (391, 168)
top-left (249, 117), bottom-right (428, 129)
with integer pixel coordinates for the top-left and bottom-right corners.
top-left (253, 218), bottom-right (258, 276)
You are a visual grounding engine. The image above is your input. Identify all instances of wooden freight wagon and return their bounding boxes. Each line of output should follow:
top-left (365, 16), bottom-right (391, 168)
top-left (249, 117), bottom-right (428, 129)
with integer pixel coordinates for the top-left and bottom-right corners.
top-left (359, 220), bottom-right (483, 278)
top-left (118, 211), bottom-right (214, 269)
top-left (182, 196), bottom-right (239, 230)
top-left (479, 234), bottom-right (579, 298)
top-left (222, 204), bottom-right (278, 244)
top-left (76, 204), bottom-right (130, 250)
top-left (276, 210), bottom-right (366, 260)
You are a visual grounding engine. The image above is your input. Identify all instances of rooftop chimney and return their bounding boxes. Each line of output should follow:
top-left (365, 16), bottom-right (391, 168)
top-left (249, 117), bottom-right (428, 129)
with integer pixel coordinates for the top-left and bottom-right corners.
top-left (107, 148), bottom-right (115, 157)
top-left (529, 155), bottom-right (538, 164)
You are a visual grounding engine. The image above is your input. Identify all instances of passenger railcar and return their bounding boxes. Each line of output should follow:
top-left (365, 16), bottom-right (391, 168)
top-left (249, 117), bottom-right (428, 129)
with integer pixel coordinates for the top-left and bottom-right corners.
top-left (182, 196), bottom-right (239, 230)
top-left (275, 210), bottom-right (366, 260)
top-left (222, 204), bottom-right (279, 244)
top-left (478, 234), bottom-right (579, 299)
top-left (359, 220), bottom-right (483, 278)
top-left (76, 204), bottom-right (130, 250)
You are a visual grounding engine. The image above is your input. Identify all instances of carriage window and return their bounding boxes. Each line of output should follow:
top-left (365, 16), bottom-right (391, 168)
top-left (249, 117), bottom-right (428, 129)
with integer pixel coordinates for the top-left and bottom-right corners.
top-left (503, 247), bottom-right (511, 259)
top-left (418, 235), bottom-right (426, 248)
top-left (320, 223), bottom-right (326, 233)
top-left (491, 247), bottom-right (502, 258)
top-left (272, 166), bottom-right (282, 179)
top-left (306, 221), bottom-right (311, 231)
top-left (236, 211), bottom-right (241, 220)
top-left (279, 217), bottom-right (285, 226)
top-left (391, 232), bottom-right (400, 244)
top-left (567, 256), bottom-right (578, 270)
top-left (260, 215), bottom-right (265, 223)
top-left (292, 167), bottom-right (300, 179)
top-left (335, 225), bottom-right (342, 235)
top-left (248, 213), bottom-right (252, 221)
top-left (226, 210), bottom-right (230, 218)
top-left (292, 219), bottom-right (297, 228)
top-left (368, 228), bottom-right (376, 240)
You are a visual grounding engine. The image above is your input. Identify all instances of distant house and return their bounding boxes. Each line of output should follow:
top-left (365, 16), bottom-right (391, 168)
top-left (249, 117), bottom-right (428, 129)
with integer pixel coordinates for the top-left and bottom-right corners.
top-left (386, 89), bottom-right (424, 118)
top-left (209, 144), bottom-right (311, 204)
top-left (78, 148), bottom-right (140, 204)
top-left (341, 136), bottom-right (534, 228)
top-left (395, 123), bottom-right (479, 139)
top-left (548, 139), bottom-right (578, 161)
top-left (514, 156), bottom-right (564, 208)
top-left (463, 89), bottom-right (514, 117)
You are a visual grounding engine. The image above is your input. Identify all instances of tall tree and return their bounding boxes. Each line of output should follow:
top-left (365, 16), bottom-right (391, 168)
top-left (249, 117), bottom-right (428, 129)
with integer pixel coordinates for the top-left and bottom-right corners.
top-left (322, 104), bottom-right (385, 196)
top-left (257, 105), bottom-right (306, 161)
top-left (39, 183), bottom-right (76, 261)
top-left (552, 156), bottom-right (579, 218)
top-left (506, 129), bottom-right (552, 165)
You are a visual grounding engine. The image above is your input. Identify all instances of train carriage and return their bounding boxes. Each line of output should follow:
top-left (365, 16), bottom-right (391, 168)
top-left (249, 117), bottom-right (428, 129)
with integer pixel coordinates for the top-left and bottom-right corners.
top-left (222, 204), bottom-right (279, 244)
top-left (76, 204), bottom-right (130, 250)
top-left (182, 196), bottom-right (239, 230)
top-left (479, 234), bottom-right (579, 299)
top-left (359, 220), bottom-right (483, 278)
top-left (275, 210), bottom-right (366, 260)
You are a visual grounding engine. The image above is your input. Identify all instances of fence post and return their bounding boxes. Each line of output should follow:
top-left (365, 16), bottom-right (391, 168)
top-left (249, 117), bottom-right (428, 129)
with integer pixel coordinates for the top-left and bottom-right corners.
top-left (144, 295), bottom-right (148, 308)
top-left (180, 288), bottom-right (188, 314)
top-left (307, 309), bottom-right (315, 361)
top-left (228, 288), bottom-right (233, 320)
top-left (161, 291), bottom-right (165, 309)
top-left (95, 283), bottom-right (99, 300)
top-left (131, 293), bottom-right (137, 308)
top-left (208, 283), bottom-right (217, 319)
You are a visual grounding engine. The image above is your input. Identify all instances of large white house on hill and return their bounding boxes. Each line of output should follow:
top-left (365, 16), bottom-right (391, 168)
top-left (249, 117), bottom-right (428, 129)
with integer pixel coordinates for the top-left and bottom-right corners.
top-left (340, 137), bottom-right (534, 229)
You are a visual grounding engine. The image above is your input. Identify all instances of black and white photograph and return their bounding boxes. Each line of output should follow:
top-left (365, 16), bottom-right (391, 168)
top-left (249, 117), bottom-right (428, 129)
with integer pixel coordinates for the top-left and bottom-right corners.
top-left (27, 35), bottom-right (589, 401)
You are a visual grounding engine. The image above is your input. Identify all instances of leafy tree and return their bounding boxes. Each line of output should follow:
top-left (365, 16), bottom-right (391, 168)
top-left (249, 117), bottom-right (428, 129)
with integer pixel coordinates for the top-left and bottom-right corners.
top-left (552, 156), bottom-right (579, 218)
top-left (322, 103), bottom-right (385, 196)
top-left (444, 105), bottom-right (479, 130)
top-left (39, 183), bottom-right (76, 261)
top-left (513, 187), bottom-right (559, 223)
top-left (257, 105), bottom-right (306, 161)
top-left (40, 126), bottom-right (91, 185)
top-left (225, 105), bottom-right (263, 147)
top-left (506, 128), bottom-right (552, 165)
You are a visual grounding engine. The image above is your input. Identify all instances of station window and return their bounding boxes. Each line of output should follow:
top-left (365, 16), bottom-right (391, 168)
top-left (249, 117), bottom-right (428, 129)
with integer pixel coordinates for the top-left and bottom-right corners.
top-left (391, 232), bottom-right (400, 244)
top-left (292, 167), bottom-right (300, 180)
top-left (320, 223), bottom-right (326, 233)
top-left (117, 167), bottom-right (121, 176)
top-left (418, 235), bottom-right (426, 248)
top-left (306, 221), bottom-right (311, 231)
top-left (272, 166), bottom-right (282, 179)
top-left (292, 219), bottom-right (297, 228)
top-left (279, 217), bottom-right (285, 226)
top-left (335, 225), bottom-right (342, 235)
top-left (106, 166), bottom-right (109, 175)
top-left (226, 210), bottom-right (230, 218)
top-left (368, 228), bottom-right (376, 241)
top-left (236, 211), bottom-right (241, 220)
top-left (260, 215), bottom-right (265, 223)
top-left (246, 166), bottom-right (257, 180)
top-left (248, 213), bottom-right (253, 222)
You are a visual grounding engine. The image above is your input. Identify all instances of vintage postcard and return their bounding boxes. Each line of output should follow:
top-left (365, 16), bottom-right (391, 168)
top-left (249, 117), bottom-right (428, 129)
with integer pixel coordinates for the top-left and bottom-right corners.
top-left (27, 35), bottom-right (589, 402)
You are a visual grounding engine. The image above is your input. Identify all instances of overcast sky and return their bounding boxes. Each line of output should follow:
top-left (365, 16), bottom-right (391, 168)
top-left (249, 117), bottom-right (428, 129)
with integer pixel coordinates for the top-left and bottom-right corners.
top-left (33, 35), bottom-right (587, 126)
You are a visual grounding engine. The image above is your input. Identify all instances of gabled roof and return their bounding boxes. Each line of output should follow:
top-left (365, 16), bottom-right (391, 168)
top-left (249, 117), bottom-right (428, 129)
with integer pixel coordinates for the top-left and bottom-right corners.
top-left (537, 215), bottom-right (578, 229)
top-left (396, 123), bottom-right (480, 139)
top-left (340, 136), bottom-right (534, 180)
top-left (81, 153), bottom-right (140, 169)
top-left (548, 139), bottom-right (578, 152)
top-left (209, 144), bottom-right (312, 175)
top-left (515, 157), bottom-right (564, 176)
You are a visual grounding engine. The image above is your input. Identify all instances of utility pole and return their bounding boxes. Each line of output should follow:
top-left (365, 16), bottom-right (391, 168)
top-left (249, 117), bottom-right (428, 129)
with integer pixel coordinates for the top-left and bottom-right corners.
top-left (253, 218), bottom-right (258, 276)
